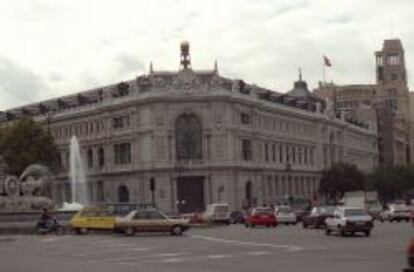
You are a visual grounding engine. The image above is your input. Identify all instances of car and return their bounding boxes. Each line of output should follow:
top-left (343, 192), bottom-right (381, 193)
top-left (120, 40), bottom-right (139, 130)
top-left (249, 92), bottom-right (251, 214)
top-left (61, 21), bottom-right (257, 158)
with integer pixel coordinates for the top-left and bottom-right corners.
top-left (181, 212), bottom-right (206, 224)
top-left (203, 203), bottom-right (231, 224)
top-left (404, 238), bottom-right (414, 272)
top-left (245, 207), bottom-right (277, 228)
top-left (325, 207), bottom-right (374, 237)
top-left (274, 206), bottom-right (297, 225)
top-left (302, 206), bottom-right (336, 229)
top-left (229, 211), bottom-right (246, 224)
top-left (69, 207), bottom-right (116, 235)
top-left (379, 203), bottom-right (411, 222)
top-left (115, 208), bottom-right (190, 236)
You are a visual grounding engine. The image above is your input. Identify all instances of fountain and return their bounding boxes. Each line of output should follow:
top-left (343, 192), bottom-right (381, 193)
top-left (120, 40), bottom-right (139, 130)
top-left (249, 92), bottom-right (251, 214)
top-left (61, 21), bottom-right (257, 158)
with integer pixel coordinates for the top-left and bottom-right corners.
top-left (68, 136), bottom-right (88, 206)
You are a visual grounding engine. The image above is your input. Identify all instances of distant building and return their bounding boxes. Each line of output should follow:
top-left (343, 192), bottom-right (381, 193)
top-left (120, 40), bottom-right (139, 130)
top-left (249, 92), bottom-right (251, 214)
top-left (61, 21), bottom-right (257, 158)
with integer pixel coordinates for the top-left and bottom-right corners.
top-left (314, 39), bottom-right (411, 166)
top-left (0, 42), bottom-right (378, 212)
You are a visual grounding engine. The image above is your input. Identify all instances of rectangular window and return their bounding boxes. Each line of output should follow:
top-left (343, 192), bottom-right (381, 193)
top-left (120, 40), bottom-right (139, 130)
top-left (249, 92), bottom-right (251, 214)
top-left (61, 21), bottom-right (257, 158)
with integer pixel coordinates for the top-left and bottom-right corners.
top-left (279, 144), bottom-right (283, 163)
top-left (240, 113), bottom-right (251, 125)
top-left (242, 139), bottom-right (252, 161)
top-left (272, 144), bottom-right (276, 163)
top-left (114, 143), bottom-right (132, 164)
top-left (97, 181), bottom-right (104, 202)
top-left (113, 115), bottom-right (130, 129)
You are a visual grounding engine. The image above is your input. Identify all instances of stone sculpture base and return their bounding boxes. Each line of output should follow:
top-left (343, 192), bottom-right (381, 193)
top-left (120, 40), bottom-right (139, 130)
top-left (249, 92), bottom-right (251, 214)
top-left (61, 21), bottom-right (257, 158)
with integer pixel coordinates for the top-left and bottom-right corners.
top-left (0, 196), bottom-right (54, 213)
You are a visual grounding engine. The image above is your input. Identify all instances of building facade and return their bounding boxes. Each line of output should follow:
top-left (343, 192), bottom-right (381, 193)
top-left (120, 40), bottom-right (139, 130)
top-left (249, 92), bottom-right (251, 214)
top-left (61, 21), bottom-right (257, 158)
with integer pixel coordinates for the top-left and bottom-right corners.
top-left (0, 43), bottom-right (378, 212)
top-left (314, 39), bottom-right (411, 165)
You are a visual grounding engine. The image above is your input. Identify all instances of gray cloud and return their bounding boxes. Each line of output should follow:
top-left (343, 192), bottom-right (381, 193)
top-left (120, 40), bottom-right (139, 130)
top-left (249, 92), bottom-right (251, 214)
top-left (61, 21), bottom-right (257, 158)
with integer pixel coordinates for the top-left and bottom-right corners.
top-left (115, 52), bottom-right (145, 75)
top-left (0, 57), bottom-right (48, 108)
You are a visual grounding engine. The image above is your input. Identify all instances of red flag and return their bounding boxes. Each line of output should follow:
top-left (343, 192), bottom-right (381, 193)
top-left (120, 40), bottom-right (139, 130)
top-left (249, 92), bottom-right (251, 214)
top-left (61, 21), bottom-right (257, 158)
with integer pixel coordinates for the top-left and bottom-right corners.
top-left (323, 55), bottom-right (332, 67)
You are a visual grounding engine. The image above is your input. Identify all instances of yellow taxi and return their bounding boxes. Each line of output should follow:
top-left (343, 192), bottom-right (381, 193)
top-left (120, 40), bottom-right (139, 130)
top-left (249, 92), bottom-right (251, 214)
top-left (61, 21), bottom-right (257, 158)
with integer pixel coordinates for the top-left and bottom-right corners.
top-left (69, 207), bottom-right (115, 234)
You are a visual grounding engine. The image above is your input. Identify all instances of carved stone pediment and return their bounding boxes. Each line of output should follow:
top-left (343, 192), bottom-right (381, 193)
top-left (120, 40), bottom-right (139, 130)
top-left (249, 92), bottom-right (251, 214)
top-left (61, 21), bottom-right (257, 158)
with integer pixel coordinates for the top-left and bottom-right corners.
top-left (171, 69), bottom-right (203, 92)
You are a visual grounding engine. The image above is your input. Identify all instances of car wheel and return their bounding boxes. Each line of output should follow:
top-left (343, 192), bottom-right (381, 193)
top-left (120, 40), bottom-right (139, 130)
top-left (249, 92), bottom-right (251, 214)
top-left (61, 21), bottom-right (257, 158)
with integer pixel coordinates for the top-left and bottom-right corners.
top-left (302, 222), bottom-right (308, 229)
top-left (251, 224), bottom-right (255, 228)
top-left (124, 227), bottom-right (135, 236)
top-left (325, 228), bottom-right (331, 235)
top-left (339, 227), bottom-right (346, 237)
top-left (244, 223), bottom-right (249, 228)
top-left (350, 231), bottom-right (355, 236)
top-left (171, 225), bottom-right (183, 236)
top-left (405, 219), bottom-right (409, 222)
top-left (272, 223), bottom-right (277, 228)
top-left (55, 226), bottom-right (65, 236)
top-left (364, 230), bottom-right (371, 237)
top-left (80, 228), bottom-right (88, 235)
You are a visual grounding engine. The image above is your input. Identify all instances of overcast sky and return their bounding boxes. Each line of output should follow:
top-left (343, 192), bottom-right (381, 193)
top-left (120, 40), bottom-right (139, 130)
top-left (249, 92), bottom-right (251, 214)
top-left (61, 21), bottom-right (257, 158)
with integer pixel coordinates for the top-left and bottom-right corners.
top-left (0, 0), bottom-right (413, 109)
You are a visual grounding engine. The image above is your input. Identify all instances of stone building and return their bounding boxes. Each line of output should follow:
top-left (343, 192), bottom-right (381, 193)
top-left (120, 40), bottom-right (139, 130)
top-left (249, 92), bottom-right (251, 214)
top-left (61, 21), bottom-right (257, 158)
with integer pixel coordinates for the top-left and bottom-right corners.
top-left (0, 42), bottom-right (378, 212)
top-left (314, 39), bottom-right (411, 165)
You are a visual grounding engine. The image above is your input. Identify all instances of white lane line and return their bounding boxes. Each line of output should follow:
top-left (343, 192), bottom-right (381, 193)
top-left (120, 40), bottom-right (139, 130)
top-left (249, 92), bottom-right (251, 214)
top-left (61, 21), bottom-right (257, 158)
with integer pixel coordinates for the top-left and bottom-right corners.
top-left (161, 258), bottom-right (183, 263)
top-left (189, 235), bottom-right (304, 252)
top-left (245, 251), bottom-right (270, 256)
top-left (148, 252), bottom-right (188, 257)
top-left (206, 254), bottom-right (232, 259)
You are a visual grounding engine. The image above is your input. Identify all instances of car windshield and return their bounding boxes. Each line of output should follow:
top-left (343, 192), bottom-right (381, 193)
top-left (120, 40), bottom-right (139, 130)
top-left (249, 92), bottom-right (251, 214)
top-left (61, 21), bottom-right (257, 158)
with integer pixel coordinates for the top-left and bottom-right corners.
top-left (344, 209), bottom-right (368, 217)
top-left (253, 208), bottom-right (273, 215)
top-left (278, 207), bottom-right (292, 213)
top-left (319, 206), bottom-right (336, 214)
top-left (214, 205), bottom-right (229, 212)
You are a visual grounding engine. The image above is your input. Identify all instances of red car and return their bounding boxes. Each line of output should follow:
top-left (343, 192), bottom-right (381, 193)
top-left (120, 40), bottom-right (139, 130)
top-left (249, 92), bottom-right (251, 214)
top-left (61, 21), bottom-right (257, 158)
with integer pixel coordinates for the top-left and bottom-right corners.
top-left (245, 207), bottom-right (277, 228)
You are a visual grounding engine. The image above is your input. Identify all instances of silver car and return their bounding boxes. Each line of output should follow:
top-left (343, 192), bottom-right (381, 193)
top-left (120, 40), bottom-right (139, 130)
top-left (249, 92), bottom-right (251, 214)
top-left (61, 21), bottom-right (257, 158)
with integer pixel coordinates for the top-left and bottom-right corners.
top-left (325, 207), bottom-right (374, 237)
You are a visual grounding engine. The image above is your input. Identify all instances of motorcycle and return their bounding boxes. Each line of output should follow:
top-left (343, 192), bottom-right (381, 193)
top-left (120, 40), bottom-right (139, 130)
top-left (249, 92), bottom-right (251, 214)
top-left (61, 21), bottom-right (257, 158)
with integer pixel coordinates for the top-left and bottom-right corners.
top-left (36, 218), bottom-right (65, 235)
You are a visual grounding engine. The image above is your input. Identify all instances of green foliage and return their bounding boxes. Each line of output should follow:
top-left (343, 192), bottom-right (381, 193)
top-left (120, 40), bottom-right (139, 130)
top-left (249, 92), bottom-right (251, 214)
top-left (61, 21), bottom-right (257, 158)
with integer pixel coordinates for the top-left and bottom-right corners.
top-left (0, 118), bottom-right (58, 175)
top-left (319, 163), bottom-right (366, 202)
top-left (368, 165), bottom-right (414, 200)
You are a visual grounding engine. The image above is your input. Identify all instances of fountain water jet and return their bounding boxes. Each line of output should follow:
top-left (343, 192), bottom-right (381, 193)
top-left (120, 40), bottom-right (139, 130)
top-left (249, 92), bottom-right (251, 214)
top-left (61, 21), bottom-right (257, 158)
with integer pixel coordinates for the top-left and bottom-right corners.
top-left (68, 136), bottom-right (88, 207)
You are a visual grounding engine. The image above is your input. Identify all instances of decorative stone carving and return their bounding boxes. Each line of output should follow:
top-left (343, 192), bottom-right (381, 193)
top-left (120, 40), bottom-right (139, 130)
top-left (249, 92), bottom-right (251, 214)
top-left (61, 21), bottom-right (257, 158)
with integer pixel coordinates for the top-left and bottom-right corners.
top-left (4, 176), bottom-right (20, 197)
top-left (172, 69), bottom-right (202, 92)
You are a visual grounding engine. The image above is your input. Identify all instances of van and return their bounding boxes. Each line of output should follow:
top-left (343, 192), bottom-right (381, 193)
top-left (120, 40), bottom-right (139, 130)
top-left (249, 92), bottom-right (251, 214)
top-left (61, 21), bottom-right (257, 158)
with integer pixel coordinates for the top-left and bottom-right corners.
top-left (204, 203), bottom-right (231, 224)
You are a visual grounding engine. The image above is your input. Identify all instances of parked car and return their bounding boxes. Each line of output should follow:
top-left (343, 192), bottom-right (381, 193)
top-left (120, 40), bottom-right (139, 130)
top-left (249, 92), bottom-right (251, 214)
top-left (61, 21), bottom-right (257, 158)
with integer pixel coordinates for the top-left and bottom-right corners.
top-left (404, 238), bottom-right (414, 272)
top-left (70, 207), bottom-right (116, 235)
top-left (182, 212), bottom-right (206, 224)
top-left (379, 203), bottom-right (411, 222)
top-left (325, 207), bottom-right (374, 237)
top-left (204, 203), bottom-right (231, 224)
top-left (302, 206), bottom-right (336, 229)
top-left (274, 206), bottom-right (297, 225)
top-left (115, 208), bottom-right (190, 236)
top-left (229, 211), bottom-right (246, 224)
top-left (245, 207), bottom-right (277, 228)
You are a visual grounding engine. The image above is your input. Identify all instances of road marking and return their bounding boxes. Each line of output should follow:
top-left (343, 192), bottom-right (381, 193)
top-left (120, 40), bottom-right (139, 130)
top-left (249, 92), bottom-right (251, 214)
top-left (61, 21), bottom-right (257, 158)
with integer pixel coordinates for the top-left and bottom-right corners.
top-left (149, 252), bottom-right (188, 257)
top-left (189, 235), bottom-right (304, 252)
top-left (245, 251), bottom-right (270, 256)
top-left (206, 254), bottom-right (231, 259)
top-left (161, 257), bottom-right (183, 263)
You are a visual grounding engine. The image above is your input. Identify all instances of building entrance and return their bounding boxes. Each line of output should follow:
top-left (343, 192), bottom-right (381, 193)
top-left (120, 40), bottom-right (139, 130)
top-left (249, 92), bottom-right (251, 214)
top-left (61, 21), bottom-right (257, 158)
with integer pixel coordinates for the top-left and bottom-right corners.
top-left (176, 176), bottom-right (205, 213)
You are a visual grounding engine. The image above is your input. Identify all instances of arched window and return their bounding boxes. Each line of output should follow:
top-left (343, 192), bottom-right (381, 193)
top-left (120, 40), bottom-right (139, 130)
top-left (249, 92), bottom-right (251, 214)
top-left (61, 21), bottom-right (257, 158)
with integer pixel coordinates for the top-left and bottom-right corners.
top-left (118, 185), bottom-right (129, 203)
top-left (98, 147), bottom-right (105, 167)
top-left (175, 113), bottom-right (202, 160)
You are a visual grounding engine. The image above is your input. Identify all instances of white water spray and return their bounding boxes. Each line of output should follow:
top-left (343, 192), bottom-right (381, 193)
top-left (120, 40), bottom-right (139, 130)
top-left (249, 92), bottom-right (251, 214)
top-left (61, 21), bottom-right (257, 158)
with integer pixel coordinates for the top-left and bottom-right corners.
top-left (69, 136), bottom-right (88, 206)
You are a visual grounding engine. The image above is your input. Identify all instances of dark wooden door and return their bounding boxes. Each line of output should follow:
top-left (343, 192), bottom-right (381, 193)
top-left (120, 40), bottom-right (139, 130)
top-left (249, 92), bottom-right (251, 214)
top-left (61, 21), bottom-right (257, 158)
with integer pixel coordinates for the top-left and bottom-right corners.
top-left (177, 176), bottom-right (205, 213)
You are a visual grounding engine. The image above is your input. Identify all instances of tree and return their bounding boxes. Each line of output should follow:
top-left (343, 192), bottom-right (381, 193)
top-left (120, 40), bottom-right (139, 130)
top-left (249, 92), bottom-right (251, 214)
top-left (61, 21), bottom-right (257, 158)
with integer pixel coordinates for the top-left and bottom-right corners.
top-left (0, 118), bottom-right (59, 175)
top-left (319, 163), bottom-right (366, 203)
top-left (367, 165), bottom-right (414, 202)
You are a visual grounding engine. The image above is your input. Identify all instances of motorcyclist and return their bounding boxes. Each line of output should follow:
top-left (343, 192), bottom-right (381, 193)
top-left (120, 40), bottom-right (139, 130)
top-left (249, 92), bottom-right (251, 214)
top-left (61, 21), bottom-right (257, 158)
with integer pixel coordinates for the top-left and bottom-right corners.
top-left (38, 208), bottom-right (53, 230)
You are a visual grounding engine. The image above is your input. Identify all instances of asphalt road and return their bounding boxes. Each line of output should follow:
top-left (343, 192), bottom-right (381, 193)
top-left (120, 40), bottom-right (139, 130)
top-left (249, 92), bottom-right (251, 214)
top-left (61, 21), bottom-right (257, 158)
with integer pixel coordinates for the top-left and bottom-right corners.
top-left (0, 221), bottom-right (412, 272)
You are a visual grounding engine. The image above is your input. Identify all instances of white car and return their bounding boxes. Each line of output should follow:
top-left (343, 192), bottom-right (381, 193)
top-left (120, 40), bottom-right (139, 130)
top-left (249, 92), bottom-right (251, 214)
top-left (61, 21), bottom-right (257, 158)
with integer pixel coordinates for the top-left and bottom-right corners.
top-left (204, 203), bottom-right (231, 224)
top-left (325, 207), bottom-right (374, 237)
top-left (379, 203), bottom-right (411, 222)
top-left (275, 206), bottom-right (297, 225)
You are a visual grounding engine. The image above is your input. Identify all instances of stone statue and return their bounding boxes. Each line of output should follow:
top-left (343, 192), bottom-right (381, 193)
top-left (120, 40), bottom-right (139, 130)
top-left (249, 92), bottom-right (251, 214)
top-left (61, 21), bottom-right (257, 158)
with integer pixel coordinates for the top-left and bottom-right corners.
top-left (0, 163), bottom-right (54, 212)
